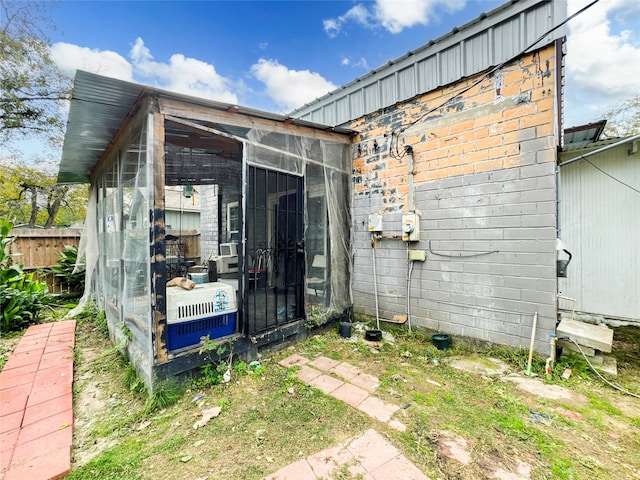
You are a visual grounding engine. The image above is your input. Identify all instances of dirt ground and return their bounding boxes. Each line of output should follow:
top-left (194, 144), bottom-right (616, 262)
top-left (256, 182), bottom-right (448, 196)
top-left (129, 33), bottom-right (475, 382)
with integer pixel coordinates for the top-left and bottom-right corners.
top-left (2, 315), bottom-right (639, 480)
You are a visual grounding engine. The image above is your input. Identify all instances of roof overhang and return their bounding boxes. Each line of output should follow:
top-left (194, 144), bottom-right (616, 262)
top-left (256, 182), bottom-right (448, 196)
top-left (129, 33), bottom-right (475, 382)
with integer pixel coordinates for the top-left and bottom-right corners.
top-left (563, 120), bottom-right (607, 150)
top-left (58, 70), bottom-right (355, 184)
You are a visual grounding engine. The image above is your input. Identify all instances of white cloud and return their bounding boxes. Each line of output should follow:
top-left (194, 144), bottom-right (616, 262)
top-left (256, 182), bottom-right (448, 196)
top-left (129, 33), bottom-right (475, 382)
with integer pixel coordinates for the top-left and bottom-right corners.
top-left (324, 4), bottom-right (372, 37)
top-left (375, 0), bottom-right (464, 34)
top-left (251, 58), bottom-right (337, 112)
top-left (565, 0), bottom-right (640, 125)
top-left (129, 38), bottom-right (239, 104)
top-left (341, 56), bottom-right (370, 70)
top-left (50, 38), bottom-right (239, 105)
top-left (325, 0), bottom-right (465, 36)
top-left (50, 42), bottom-right (133, 80)
top-left (49, 39), bottom-right (337, 114)
top-left (352, 57), bottom-right (370, 70)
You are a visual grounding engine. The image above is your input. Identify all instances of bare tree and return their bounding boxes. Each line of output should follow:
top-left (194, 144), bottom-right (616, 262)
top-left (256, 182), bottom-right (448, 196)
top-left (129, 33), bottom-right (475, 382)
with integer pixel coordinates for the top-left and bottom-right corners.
top-left (0, 0), bottom-right (70, 144)
top-left (0, 159), bottom-right (86, 227)
top-left (601, 94), bottom-right (640, 138)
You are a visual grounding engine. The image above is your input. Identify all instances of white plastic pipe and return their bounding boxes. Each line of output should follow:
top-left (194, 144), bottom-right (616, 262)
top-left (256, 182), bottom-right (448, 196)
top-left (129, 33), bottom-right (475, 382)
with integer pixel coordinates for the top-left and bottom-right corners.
top-left (372, 234), bottom-right (380, 330)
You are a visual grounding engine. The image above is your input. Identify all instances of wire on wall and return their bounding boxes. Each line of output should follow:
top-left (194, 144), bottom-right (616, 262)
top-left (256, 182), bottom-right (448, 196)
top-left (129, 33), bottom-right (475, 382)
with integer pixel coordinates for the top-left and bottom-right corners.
top-left (582, 157), bottom-right (640, 195)
top-left (387, 0), bottom-right (602, 161)
top-left (428, 240), bottom-right (498, 258)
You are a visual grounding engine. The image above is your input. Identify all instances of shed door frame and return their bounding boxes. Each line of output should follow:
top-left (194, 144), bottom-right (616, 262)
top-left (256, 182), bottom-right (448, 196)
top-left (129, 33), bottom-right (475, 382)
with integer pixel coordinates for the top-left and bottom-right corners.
top-left (243, 165), bottom-right (305, 334)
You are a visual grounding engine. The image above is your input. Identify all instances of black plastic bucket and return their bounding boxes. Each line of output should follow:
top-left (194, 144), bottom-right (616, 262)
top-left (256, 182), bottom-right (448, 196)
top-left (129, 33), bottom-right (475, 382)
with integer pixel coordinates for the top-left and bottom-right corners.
top-left (365, 329), bottom-right (382, 341)
top-left (208, 260), bottom-right (218, 282)
top-left (339, 321), bottom-right (352, 338)
top-left (432, 333), bottom-right (450, 350)
top-left (557, 260), bottom-right (570, 278)
top-left (557, 249), bottom-right (572, 278)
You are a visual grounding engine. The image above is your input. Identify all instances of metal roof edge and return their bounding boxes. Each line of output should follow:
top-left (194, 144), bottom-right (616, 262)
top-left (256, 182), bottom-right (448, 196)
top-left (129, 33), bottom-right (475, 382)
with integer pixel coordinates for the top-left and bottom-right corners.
top-left (559, 133), bottom-right (640, 165)
top-left (58, 71), bottom-right (355, 184)
top-left (288, 0), bottom-right (562, 125)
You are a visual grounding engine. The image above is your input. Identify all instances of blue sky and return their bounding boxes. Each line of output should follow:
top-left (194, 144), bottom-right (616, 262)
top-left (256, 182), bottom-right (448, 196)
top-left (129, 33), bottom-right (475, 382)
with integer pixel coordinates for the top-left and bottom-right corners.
top-left (5, 0), bottom-right (640, 160)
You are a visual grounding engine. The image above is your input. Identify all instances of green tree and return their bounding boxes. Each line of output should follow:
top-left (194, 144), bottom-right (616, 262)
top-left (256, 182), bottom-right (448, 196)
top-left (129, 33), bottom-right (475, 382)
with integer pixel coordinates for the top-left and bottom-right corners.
top-left (601, 94), bottom-right (640, 138)
top-left (0, 0), bottom-right (69, 145)
top-left (0, 159), bottom-right (87, 227)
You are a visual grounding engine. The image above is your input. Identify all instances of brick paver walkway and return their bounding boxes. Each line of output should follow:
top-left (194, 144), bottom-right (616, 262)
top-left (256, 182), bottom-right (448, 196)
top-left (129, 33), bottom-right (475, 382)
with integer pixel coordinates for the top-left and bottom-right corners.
top-left (265, 428), bottom-right (429, 480)
top-left (0, 321), bottom-right (76, 480)
top-left (270, 354), bottom-right (430, 480)
top-left (279, 354), bottom-right (405, 431)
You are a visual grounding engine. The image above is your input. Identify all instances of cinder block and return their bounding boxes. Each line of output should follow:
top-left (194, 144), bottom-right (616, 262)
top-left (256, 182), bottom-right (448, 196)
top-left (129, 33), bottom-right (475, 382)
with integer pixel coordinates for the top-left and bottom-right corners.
top-left (595, 355), bottom-right (617, 376)
top-left (556, 319), bottom-right (613, 353)
top-left (520, 213), bottom-right (555, 227)
top-left (557, 339), bottom-right (596, 357)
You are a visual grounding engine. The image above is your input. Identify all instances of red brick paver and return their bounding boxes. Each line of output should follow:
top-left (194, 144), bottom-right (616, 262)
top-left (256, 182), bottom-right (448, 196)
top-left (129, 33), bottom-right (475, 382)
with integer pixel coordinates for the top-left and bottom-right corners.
top-left (283, 353), bottom-right (403, 431)
top-left (274, 352), bottom-right (420, 479)
top-left (356, 396), bottom-right (399, 423)
top-left (0, 321), bottom-right (75, 480)
top-left (308, 374), bottom-right (344, 395)
top-left (308, 356), bottom-right (341, 372)
top-left (265, 429), bottom-right (430, 480)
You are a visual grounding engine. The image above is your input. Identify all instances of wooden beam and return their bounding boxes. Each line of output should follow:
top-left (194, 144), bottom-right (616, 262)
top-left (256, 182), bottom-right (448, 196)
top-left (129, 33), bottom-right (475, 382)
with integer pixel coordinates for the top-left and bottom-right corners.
top-left (158, 97), bottom-right (353, 144)
top-left (151, 107), bottom-right (169, 365)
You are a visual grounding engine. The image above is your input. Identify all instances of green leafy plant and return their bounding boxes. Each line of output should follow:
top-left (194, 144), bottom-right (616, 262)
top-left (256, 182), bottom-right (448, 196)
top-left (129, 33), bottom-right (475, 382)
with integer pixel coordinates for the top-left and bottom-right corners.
top-left (304, 302), bottom-right (326, 329)
top-left (46, 244), bottom-right (85, 295)
top-left (194, 337), bottom-right (234, 387)
top-left (104, 322), bottom-right (133, 355)
top-left (0, 219), bottom-right (48, 333)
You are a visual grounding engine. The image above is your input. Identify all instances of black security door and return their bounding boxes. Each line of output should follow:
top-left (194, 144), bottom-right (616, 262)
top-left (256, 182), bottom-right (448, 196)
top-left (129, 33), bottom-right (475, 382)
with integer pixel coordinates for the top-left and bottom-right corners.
top-left (245, 167), bottom-right (304, 334)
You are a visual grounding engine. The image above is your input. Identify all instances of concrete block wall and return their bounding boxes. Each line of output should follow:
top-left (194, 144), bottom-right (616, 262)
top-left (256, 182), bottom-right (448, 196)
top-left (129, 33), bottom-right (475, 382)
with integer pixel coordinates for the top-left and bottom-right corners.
top-left (200, 184), bottom-right (219, 261)
top-left (349, 45), bottom-right (559, 353)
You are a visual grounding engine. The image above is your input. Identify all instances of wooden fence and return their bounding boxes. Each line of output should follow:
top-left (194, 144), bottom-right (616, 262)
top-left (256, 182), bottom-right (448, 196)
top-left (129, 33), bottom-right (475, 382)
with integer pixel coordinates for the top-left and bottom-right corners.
top-left (8, 228), bottom-right (83, 269)
top-left (7, 228), bottom-right (202, 294)
top-left (8, 228), bottom-right (83, 295)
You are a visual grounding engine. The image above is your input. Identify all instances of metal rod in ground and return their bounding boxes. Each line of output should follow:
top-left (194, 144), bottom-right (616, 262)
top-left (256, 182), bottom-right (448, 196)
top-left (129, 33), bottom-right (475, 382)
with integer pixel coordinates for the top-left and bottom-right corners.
top-left (372, 234), bottom-right (380, 330)
top-left (525, 312), bottom-right (538, 376)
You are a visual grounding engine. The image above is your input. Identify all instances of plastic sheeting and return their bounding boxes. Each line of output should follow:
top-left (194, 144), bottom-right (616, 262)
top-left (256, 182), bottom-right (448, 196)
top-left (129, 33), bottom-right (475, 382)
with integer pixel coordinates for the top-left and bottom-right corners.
top-left (72, 109), bottom-right (154, 387)
top-left (244, 127), bottom-right (351, 320)
top-left (72, 104), bottom-right (351, 389)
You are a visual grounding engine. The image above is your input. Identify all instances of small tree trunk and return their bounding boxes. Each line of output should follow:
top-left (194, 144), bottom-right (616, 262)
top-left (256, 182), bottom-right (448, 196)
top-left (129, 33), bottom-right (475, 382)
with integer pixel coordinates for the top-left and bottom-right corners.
top-left (44, 185), bottom-right (69, 228)
top-left (27, 186), bottom-right (38, 228)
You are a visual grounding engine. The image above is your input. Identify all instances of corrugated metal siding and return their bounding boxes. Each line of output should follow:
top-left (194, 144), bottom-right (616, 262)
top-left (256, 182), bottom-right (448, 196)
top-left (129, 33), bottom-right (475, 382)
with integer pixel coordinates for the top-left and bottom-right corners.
top-left (466, 31), bottom-right (490, 73)
top-left (290, 0), bottom-right (565, 127)
top-left (59, 71), bottom-right (145, 183)
top-left (559, 144), bottom-right (640, 321)
top-left (398, 65), bottom-right (416, 100)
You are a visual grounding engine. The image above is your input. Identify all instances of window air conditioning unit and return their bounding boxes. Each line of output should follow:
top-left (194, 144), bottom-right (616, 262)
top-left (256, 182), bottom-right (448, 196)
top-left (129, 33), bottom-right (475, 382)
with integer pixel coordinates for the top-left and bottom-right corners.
top-left (219, 243), bottom-right (238, 256)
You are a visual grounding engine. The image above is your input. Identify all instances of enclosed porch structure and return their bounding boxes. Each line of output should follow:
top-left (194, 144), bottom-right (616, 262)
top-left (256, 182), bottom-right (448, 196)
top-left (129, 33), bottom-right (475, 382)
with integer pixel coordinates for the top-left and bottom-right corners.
top-left (59, 71), bottom-right (353, 389)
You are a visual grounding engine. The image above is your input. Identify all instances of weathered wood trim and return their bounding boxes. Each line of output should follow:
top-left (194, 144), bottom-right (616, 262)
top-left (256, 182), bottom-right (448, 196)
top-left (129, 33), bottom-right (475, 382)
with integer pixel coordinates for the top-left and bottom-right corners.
top-left (151, 106), bottom-right (169, 364)
top-left (158, 97), bottom-right (353, 144)
top-left (166, 115), bottom-right (349, 174)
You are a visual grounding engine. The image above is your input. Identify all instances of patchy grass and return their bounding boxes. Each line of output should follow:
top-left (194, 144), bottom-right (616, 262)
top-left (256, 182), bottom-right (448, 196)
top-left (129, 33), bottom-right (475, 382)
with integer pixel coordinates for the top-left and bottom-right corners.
top-left (4, 311), bottom-right (639, 480)
top-left (0, 329), bottom-right (23, 370)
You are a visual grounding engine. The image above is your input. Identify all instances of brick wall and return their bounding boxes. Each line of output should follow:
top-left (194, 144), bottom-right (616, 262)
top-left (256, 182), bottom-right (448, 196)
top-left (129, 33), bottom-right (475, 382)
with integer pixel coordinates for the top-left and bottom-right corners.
top-left (349, 45), bottom-right (559, 353)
